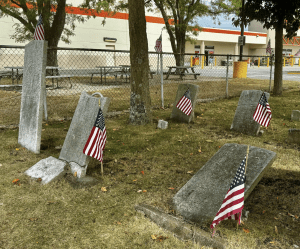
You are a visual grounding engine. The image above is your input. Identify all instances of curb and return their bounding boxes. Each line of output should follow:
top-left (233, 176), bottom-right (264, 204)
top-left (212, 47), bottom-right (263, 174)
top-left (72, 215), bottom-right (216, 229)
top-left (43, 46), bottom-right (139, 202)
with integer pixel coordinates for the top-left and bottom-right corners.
top-left (135, 203), bottom-right (226, 249)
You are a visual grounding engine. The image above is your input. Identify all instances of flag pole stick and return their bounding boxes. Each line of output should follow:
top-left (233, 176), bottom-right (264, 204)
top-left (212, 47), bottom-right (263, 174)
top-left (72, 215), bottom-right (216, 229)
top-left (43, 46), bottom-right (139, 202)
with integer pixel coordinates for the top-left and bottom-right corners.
top-left (98, 98), bottom-right (104, 176)
top-left (237, 145), bottom-right (250, 230)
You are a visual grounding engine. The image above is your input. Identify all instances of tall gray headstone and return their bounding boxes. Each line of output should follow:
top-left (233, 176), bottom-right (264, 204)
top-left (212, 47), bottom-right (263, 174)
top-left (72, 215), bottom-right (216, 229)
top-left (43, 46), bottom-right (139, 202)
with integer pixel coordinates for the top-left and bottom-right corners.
top-left (231, 90), bottom-right (270, 136)
top-left (59, 91), bottom-right (110, 177)
top-left (18, 40), bottom-right (47, 154)
top-left (170, 83), bottom-right (199, 123)
top-left (173, 143), bottom-right (276, 224)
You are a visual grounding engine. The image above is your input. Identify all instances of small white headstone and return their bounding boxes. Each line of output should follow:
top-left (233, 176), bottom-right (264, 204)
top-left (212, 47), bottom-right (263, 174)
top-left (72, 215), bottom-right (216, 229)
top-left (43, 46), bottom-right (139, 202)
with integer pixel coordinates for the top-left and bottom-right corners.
top-left (157, 120), bottom-right (168, 129)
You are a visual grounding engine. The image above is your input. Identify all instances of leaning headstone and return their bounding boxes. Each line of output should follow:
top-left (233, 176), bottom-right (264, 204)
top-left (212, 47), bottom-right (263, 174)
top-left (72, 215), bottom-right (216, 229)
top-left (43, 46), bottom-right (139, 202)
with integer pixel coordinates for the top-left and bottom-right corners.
top-left (231, 90), bottom-right (270, 136)
top-left (25, 156), bottom-right (67, 185)
top-left (170, 83), bottom-right (199, 123)
top-left (287, 129), bottom-right (300, 144)
top-left (18, 40), bottom-right (47, 153)
top-left (173, 143), bottom-right (276, 224)
top-left (291, 110), bottom-right (300, 121)
top-left (59, 91), bottom-right (110, 178)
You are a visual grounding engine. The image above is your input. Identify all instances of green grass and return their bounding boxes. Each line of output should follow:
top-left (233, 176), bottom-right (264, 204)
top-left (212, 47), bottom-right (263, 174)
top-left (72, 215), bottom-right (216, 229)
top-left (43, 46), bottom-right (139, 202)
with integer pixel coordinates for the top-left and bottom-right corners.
top-left (0, 88), bottom-right (299, 248)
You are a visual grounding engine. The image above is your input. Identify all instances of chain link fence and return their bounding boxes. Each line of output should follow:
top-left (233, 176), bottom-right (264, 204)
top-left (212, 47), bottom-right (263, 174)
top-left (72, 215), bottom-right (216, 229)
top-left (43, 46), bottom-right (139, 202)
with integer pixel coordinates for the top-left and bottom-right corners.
top-left (1, 45), bottom-right (300, 126)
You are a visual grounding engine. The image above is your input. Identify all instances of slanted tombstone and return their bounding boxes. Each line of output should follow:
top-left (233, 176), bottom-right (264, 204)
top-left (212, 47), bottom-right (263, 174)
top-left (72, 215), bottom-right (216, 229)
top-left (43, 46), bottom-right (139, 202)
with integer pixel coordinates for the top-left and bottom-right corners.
top-left (173, 143), bottom-right (276, 224)
top-left (291, 110), bottom-right (300, 121)
top-left (170, 83), bottom-right (199, 123)
top-left (18, 40), bottom-right (47, 153)
top-left (59, 92), bottom-right (110, 178)
top-left (231, 90), bottom-right (270, 136)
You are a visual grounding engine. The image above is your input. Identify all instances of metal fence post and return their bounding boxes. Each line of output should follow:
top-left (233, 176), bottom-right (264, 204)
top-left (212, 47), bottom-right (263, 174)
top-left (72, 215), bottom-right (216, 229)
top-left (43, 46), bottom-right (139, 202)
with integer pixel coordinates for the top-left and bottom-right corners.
top-left (226, 54), bottom-right (229, 98)
top-left (269, 54), bottom-right (273, 92)
top-left (160, 52), bottom-right (164, 108)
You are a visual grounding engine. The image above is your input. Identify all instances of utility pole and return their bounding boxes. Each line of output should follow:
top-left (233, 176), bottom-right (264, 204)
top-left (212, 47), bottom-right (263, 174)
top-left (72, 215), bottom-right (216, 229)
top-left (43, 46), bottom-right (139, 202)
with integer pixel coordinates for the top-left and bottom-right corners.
top-left (239, 0), bottom-right (245, 61)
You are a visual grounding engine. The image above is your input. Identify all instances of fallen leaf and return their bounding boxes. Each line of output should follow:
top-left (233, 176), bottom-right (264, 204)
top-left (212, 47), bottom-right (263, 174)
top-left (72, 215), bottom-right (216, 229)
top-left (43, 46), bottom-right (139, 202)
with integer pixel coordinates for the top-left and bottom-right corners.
top-left (137, 190), bottom-right (142, 193)
top-left (101, 187), bottom-right (107, 192)
top-left (198, 147), bottom-right (202, 153)
top-left (243, 228), bottom-right (250, 233)
top-left (114, 159), bottom-right (117, 163)
top-left (29, 218), bottom-right (38, 221)
top-left (47, 201), bottom-right (56, 205)
top-left (156, 235), bottom-right (168, 242)
top-left (262, 210), bottom-right (266, 214)
top-left (15, 148), bottom-right (19, 151)
top-left (151, 235), bottom-right (157, 240)
top-left (295, 215), bottom-right (299, 219)
top-left (46, 124), bottom-right (48, 126)
top-left (42, 129), bottom-right (45, 131)
top-left (37, 178), bottom-right (42, 182)
top-left (133, 179), bottom-right (137, 182)
top-left (117, 221), bottom-right (121, 225)
top-left (141, 171), bottom-right (144, 175)
top-left (177, 153), bottom-right (183, 156)
top-left (12, 179), bottom-right (20, 184)
top-left (274, 217), bottom-right (278, 220)
top-left (74, 172), bottom-right (77, 177)
top-left (142, 190), bottom-right (147, 193)
top-left (187, 171), bottom-right (193, 174)
top-left (275, 226), bottom-right (278, 234)
top-left (190, 153), bottom-right (193, 156)
top-left (168, 187), bottom-right (175, 190)
top-left (206, 140), bottom-right (213, 143)
top-left (146, 148), bottom-right (150, 151)
top-left (269, 241), bottom-right (275, 244)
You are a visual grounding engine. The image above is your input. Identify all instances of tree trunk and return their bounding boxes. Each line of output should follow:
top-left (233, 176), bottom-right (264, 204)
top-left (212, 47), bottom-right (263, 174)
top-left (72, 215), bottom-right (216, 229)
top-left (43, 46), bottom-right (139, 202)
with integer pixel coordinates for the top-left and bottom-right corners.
top-left (273, 19), bottom-right (284, 96)
top-left (128, 0), bottom-right (152, 125)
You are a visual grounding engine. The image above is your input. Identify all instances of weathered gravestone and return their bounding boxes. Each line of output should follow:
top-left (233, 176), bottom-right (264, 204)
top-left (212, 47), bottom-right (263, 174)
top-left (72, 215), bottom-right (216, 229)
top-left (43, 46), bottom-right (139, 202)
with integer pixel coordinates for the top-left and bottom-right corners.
top-left (25, 156), bottom-right (67, 185)
top-left (18, 40), bottom-right (47, 153)
top-left (59, 92), bottom-right (110, 178)
top-left (170, 83), bottom-right (199, 123)
top-left (173, 143), bottom-right (276, 224)
top-left (291, 110), bottom-right (300, 121)
top-left (231, 90), bottom-right (270, 136)
top-left (288, 129), bottom-right (300, 144)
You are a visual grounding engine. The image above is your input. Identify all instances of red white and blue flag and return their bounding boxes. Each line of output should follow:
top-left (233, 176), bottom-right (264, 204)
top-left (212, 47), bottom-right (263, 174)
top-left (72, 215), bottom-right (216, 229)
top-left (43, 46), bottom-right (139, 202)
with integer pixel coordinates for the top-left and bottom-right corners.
top-left (154, 34), bottom-right (162, 52)
top-left (211, 156), bottom-right (246, 230)
top-left (34, 14), bottom-right (45, 40)
top-left (83, 108), bottom-right (107, 162)
top-left (266, 39), bottom-right (272, 54)
top-left (253, 92), bottom-right (272, 127)
top-left (176, 89), bottom-right (192, 116)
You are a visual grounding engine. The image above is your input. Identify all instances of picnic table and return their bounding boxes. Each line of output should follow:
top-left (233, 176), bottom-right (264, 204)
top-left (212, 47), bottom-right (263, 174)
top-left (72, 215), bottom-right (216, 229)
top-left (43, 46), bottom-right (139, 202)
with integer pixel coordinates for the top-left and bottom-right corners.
top-left (4, 66), bottom-right (23, 84)
top-left (165, 66), bottom-right (200, 80)
top-left (95, 66), bottom-right (124, 84)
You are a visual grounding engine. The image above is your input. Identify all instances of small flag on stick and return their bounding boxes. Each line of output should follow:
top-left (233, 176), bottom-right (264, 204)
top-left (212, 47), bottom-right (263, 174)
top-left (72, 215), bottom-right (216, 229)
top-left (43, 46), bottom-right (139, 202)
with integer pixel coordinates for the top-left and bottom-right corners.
top-left (266, 39), bottom-right (272, 54)
top-left (176, 89), bottom-right (192, 116)
top-left (34, 14), bottom-right (45, 40)
top-left (83, 108), bottom-right (107, 162)
top-left (210, 156), bottom-right (246, 232)
top-left (253, 92), bottom-right (272, 127)
top-left (154, 34), bottom-right (162, 52)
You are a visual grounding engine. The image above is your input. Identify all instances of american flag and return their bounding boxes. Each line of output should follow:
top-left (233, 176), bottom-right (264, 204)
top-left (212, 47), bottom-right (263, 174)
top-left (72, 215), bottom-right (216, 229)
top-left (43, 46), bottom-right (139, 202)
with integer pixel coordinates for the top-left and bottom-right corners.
top-left (176, 89), bottom-right (192, 116)
top-left (266, 39), bottom-right (272, 54)
top-left (210, 156), bottom-right (246, 230)
top-left (253, 92), bottom-right (272, 127)
top-left (83, 108), bottom-right (107, 162)
top-left (34, 14), bottom-right (45, 40)
top-left (154, 34), bottom-right (162, 52)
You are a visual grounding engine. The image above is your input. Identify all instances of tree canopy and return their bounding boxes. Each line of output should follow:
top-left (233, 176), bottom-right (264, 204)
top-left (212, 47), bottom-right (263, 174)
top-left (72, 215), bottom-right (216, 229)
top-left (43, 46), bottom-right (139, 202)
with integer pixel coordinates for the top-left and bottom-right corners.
top-left (233, 0), bottom-right (300, 95)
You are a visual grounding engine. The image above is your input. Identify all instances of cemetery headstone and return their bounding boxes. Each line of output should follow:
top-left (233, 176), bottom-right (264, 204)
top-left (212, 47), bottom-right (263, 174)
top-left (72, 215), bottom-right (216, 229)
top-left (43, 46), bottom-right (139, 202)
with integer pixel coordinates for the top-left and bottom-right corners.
top-left (291, 110), bottom-right (300, 121)
top-left (170, 83), bottom-right (199, 123)
top-left (288, 129), bottom-right (300, 144)
top-left (18, 40), bottom-right (47, 153)
top-left (157, 120), bottom-right (168, 129)
top-left (173, 143), bottom-right (276, 224)
top-left (25, 156), bottom-right (67, 185)
top-left (59, 91), bottom-right (110, 178)
top-left (231, 90), bottom-right (270, 136)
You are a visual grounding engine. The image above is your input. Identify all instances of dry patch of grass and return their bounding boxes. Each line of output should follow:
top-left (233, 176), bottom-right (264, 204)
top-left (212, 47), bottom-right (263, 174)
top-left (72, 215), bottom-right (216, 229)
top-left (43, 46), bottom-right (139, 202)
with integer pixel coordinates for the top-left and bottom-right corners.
top-left (0, 89), bottom-right (299, 248)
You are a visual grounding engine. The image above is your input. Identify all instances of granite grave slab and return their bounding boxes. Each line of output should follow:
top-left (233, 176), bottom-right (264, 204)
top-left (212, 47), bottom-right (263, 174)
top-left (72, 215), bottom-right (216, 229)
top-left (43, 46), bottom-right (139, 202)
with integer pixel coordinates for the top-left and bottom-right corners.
top-left (173, 143), bottom-right (276, 224)
top-left (170, 83), bottom-right (199, 123)
top-left (18, 40), bottom-right (47, 153)
top-left (231, 90), bottom-right (270, 136)
top-left (25, 156), bottom-right (67, 185)
top-left (59, 91), bottom-right (110, 177)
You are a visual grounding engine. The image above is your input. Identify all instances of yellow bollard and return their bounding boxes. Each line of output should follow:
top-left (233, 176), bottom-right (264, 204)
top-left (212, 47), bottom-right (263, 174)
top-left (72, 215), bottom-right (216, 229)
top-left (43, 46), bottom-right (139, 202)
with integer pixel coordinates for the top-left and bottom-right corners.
top-left (258, 57), bottom-right (260, 67)
top-left (283, 57), bottom-right (286, 67)
top-left (201, 55), bottom-right (204, 69)
top-left (267, 57), bottom-right (269, 67)
top-left (190, 56), bottom-right (193, 67)
top-left (292, 57), bottom-right (294, 67)
top-left (215, 57), bottom-right (217, 66)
